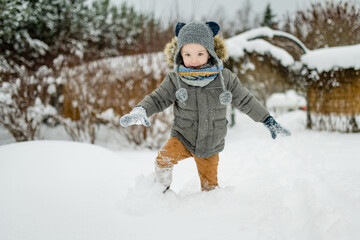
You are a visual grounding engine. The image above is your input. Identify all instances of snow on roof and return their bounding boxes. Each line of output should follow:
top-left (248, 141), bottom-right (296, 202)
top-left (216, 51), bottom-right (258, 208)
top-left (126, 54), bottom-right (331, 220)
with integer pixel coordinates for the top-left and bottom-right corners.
top-left (234, 27), bottom-right (308, 53)
top-left (226, 27), bottom-right (360, 73)
top-left (300, 44), bottom-right (360, 73)
top-left (226, 38), bottom-right (295, 66)
top-left (225, 27), bottom-right (310, 67)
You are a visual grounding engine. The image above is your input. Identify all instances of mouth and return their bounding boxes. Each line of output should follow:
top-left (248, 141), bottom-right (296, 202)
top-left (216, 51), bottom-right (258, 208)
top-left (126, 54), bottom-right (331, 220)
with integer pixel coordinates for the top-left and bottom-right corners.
top-left (190, 66), bottom-right (200, 69)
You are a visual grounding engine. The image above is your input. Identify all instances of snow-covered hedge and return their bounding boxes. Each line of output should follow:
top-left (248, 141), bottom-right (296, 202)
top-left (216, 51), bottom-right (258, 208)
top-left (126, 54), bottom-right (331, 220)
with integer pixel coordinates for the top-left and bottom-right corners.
top-left (0, 66), bottom-right (57, 141)
top-left (55, 52), bottom-right (172, 147)
top-left (0, 52), bottom-right (173, 147)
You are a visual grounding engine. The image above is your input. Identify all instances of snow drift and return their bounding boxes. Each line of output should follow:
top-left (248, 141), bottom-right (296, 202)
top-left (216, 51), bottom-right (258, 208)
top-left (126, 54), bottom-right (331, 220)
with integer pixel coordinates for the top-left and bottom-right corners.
top-left (1, 111), bottom-right (360, 240)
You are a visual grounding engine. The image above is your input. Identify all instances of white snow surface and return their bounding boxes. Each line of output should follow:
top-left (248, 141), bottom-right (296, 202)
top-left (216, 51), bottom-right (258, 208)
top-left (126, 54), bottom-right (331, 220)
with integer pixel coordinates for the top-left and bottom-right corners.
top-left (1, 111), bottom-right (360, 240)
top-left (300, 44), bottom-right (360, 73)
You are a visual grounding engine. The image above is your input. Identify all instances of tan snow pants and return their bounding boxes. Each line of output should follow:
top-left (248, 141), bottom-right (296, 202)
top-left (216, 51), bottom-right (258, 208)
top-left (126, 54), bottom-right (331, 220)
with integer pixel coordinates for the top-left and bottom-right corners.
top-left (155, 137), bottom-right (219, 191)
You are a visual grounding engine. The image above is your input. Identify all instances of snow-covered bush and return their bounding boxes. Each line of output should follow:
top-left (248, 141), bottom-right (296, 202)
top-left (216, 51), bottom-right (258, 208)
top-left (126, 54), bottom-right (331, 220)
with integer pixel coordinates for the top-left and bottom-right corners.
top-left (98, 107), bottom-right (173, 149)
top-left (0, 66), bottom-right (57, 141)
top-left (283, 0), bottom-right (360, 50)
top-left (266, 90), bottom-right (306, 116)
top-left (55, 52), bottom-right (172, 147)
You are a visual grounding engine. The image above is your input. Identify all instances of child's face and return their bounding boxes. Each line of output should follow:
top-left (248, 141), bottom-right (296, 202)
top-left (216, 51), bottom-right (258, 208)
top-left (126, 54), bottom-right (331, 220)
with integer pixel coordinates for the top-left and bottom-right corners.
top-left (180, 43), bottom-right (210, 68)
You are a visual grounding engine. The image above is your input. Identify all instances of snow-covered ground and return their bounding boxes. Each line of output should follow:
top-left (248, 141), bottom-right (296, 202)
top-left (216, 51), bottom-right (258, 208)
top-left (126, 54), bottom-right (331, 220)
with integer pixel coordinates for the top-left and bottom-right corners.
top-left (1, 111), bottom-right (360, 240)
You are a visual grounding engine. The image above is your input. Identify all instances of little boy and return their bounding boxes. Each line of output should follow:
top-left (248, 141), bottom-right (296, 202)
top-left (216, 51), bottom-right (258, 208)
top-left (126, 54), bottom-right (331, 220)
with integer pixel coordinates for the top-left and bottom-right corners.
top-left (120, 21), bottom-right (290, 192)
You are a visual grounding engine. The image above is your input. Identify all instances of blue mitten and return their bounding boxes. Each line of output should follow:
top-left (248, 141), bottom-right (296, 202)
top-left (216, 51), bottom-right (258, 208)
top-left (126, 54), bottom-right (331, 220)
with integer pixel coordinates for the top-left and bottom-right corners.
top-left (120, 106), bottom-right (151, 127)
top-left (263, 116), bottom-right (291, 139)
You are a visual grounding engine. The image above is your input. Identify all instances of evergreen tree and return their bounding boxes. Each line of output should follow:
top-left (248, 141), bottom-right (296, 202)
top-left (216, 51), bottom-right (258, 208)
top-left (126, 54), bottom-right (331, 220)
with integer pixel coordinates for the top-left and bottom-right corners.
top-left (87, 0), bottom-right (118, 58)
top-left (110, 2), bottom-right (144, 55)
top-left (0, 0), bottom-right (49, 70)
top-left (0, 0), bottom-right (90, 70)
top-left (32, 0), bottom-right (90, 64)
top-left (0, 0), bottom-right (167, 71)
top-left (261, 3), bottom-right (277, 28)
top-left (137, 13), bottom-right (163, 53)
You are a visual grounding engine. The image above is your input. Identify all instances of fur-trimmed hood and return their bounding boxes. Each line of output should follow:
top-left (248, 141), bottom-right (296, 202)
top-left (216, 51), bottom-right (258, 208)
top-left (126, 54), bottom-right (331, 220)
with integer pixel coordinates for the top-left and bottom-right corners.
top-left (165, 21), bottom-right (232, 106)
top-left (164, 35), bottom-right (229, 67)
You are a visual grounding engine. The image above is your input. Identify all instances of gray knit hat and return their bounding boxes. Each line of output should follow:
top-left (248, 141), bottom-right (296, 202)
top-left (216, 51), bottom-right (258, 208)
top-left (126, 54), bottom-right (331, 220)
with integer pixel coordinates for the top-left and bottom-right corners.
top-left (174, 21), bottom-right (232, 105)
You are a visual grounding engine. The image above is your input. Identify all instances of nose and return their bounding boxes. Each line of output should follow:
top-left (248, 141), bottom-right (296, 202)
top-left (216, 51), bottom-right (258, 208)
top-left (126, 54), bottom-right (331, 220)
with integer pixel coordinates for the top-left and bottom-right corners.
top-left (190, 57), bottom-right (198, 66)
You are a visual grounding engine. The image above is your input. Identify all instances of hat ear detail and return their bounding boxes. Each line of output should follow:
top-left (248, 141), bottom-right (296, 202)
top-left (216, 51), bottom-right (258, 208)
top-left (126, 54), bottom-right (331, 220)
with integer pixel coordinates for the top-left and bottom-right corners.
top-left (206, 21), bottom-right (220, 37)
top-left (175, 22), bottom-right (186, 37)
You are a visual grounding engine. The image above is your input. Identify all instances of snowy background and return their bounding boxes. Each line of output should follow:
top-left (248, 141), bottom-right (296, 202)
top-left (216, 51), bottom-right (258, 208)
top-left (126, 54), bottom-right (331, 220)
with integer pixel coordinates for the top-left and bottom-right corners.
top-left (108, 0), bottom-right (349, 23)
top-left (1, 1), bottom-right (360, 239)
top-left (1, 110), bottom-right (360, 240)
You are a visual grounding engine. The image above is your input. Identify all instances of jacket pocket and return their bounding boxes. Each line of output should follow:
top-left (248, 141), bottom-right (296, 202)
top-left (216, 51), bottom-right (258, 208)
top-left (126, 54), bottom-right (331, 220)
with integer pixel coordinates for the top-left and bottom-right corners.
top-left (176, 118), bottom-right (194, 128)
top-left (212, 119), bottom-right (228, 146)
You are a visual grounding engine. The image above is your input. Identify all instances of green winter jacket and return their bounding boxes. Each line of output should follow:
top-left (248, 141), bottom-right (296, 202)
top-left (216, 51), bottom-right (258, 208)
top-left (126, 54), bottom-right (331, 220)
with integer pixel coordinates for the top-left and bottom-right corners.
top-left (138, 68), bottom-right (270, 158)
